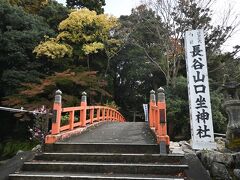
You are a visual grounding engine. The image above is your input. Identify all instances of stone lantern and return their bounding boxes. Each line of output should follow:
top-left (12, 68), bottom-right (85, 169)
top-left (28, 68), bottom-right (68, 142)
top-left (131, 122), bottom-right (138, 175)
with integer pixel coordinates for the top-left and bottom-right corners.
top-left (223, 81), bottom-right (240, 151)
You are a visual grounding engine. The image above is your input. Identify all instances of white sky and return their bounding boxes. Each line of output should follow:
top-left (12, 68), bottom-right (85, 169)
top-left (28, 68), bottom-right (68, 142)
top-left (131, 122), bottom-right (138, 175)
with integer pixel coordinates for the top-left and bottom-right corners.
top-left (211, 0), bottom-right (240, 54)
top-left (56, 0), bottom-right (141, 16)
top-left (56, 0), bottom-right (240, 54)
top-left (104, 0), bottom-right (141, 17)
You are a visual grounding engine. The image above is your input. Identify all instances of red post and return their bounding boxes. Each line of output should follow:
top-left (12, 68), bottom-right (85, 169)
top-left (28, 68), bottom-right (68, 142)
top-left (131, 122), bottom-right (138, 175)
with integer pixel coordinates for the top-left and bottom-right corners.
top-left (69, 110), bottom-right (74, 130)
top-left (108, 109), bottom-right (110, 121)
top-left (102, 108), bottom-right (105, 121)
top-left (110, 110), bottom-right (112, 121)
top-left (155, 107), bottom-right (158, 131)
top-left (106, 109), bottom-right (109, 120)
top-left (114, 111), bottom-right (116, 121)
top-left (51, 90), bottom-right (62, 135)
top-left (157, 87), bottom-right (170, 146)
top-left (80, 92), bottom-right (87, 127)
top-left (90, 108), bottom-right (94, 124)
top-left (97, 108), bottom-right (100, 121)
top-left (149, 90), bottom-right (156, 128)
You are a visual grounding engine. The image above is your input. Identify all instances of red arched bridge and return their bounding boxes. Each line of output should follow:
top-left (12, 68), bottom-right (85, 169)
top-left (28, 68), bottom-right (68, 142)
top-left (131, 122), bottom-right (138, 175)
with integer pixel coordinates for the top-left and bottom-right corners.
top-left (45, 88), bottom-right (169, 147)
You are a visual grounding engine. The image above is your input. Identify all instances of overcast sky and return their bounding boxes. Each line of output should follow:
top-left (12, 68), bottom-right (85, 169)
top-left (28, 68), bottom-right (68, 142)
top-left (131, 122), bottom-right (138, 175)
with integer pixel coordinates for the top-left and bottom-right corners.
top-left (56, 0), bottom-right (141, 16)
top-left (56, 0), bottom-right (240, 54)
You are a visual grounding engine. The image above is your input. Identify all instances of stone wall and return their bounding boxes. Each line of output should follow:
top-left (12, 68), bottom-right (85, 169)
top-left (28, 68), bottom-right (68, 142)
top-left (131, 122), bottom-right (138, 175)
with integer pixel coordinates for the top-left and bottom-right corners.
top-left (170, 137), bottom-right (240, 179)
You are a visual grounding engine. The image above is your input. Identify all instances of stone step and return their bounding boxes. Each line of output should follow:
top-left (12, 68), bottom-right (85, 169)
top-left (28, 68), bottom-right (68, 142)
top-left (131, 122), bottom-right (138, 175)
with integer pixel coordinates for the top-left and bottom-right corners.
top-left (44, 143), bottom-right (160, 154)
top-left (9, 172), bottom-right (185, 180)
top-left (22, 161), bottom-right (188, 175)
top-left (35, 152), bottom-right (184, 164)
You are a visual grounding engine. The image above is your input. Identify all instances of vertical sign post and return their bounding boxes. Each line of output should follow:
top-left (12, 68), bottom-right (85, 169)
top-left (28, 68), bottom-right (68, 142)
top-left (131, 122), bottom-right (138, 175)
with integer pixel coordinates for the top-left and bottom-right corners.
top-left (143, 104), bottom-right (149, 122)
top-left (185, 29), bottom-right (216, 150)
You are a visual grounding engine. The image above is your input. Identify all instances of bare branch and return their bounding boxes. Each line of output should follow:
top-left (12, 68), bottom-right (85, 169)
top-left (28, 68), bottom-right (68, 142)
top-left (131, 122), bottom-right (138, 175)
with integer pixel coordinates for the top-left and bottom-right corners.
top-left (133, 41), bottom-right (167, 80)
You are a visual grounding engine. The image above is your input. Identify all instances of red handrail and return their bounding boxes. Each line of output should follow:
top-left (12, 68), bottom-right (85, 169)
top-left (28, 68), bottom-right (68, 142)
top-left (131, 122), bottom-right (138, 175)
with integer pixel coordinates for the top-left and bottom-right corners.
top-left (45, 90), bottom-right (125, 144)
top-left (59, 106), bottom-right (124, 133)
top-left (149, 88), bottom-right (170, 146)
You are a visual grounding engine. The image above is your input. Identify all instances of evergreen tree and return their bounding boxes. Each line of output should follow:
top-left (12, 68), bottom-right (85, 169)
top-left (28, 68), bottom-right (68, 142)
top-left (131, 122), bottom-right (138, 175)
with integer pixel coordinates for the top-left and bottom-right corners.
top-left (0, 0), bottom-right (54, 104)
top-left (66, 0), bottom-right (105, 14)
top-left (38, 0), bottom-right (69, 31)
top-left (8, 0), bottom-right (48, 14)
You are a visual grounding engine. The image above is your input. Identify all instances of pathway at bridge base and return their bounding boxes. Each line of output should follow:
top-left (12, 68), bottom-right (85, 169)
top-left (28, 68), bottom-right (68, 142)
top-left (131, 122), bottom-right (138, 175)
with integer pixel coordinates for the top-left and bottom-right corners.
top-left (9, 122), bottom-right (210, 180)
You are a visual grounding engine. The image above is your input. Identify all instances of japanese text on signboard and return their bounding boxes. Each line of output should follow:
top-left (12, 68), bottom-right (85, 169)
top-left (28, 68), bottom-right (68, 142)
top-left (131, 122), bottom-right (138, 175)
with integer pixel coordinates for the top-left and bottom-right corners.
top-left (185, 29), bottom-right (215, 150)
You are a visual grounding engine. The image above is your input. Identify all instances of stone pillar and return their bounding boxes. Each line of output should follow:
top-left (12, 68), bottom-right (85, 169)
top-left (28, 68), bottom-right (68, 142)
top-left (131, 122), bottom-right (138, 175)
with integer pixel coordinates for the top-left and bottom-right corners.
top-left (80, 92), bottom-right (87, 127)
top-left (158, 87), bottom-right (165, 102)
top-left (149, 90), bottom-right (156, 128)
top-left (51, 90), bottom-right (62, 135)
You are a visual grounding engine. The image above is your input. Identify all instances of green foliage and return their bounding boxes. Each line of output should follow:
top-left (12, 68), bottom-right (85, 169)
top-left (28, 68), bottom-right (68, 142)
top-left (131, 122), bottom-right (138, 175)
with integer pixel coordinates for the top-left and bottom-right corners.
top-left (0, 0), bottom-right (54, 100)
top-left (8, 0), bottom-right (48, 14)
top-left (208, 53), bottom-right (240, 87)
top-left (61, 112), bottom-right (79, 125)
top-left (210, 89), bottom-right (227, 133)
top-left (0, 140), bottom-right (36, 160)
top-left (61, 113), bottom-right (69, 126)
top-left (165, 76), bottom-right (189, 139)
top-left (66, 0), bottom-right (106, 14)
top-left (110, 43), bottom-right (164, 120)
top-left (172, 0), bottom-right (212, 31)
top-left (38, 0), bottom-right (69, 31)
top-left (1, 70), bottom-right (41, 96)
top-left (104, 101), bottom-right (119, 110)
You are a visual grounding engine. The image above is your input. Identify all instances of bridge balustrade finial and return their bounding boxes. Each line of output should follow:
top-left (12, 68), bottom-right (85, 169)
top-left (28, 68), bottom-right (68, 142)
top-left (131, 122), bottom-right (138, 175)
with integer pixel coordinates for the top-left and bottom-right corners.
top-left (54, 89), bottom-right (62, 104)
top-left (158, 87), bottom-right (164, 93)
top-left (150, 90), bottom-right (156, 102)
top-left (81, 91), bottom-right (87, 102)
top-left (158, 87), bottom-right (165, 102)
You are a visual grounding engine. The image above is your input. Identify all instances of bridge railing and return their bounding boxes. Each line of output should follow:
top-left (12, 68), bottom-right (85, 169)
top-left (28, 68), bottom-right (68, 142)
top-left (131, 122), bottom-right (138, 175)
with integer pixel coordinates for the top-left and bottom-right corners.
top-left (149, 88), bottom-right (170, 148)
top-left (45, 90), bottom-right (125, 143)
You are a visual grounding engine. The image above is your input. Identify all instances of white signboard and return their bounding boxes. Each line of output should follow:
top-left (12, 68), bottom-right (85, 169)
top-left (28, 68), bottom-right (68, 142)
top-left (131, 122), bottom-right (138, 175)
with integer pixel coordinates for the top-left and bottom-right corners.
top-left (143, 104), bottom-right (148, 122)
top-left (185, 29), bottom-right (216, 150)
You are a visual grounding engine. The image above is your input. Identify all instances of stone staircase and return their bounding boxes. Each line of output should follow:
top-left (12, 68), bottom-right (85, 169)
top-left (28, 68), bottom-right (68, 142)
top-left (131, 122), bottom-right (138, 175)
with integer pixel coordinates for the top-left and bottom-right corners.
top-left (9, 142), bottom-right (188, 180)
